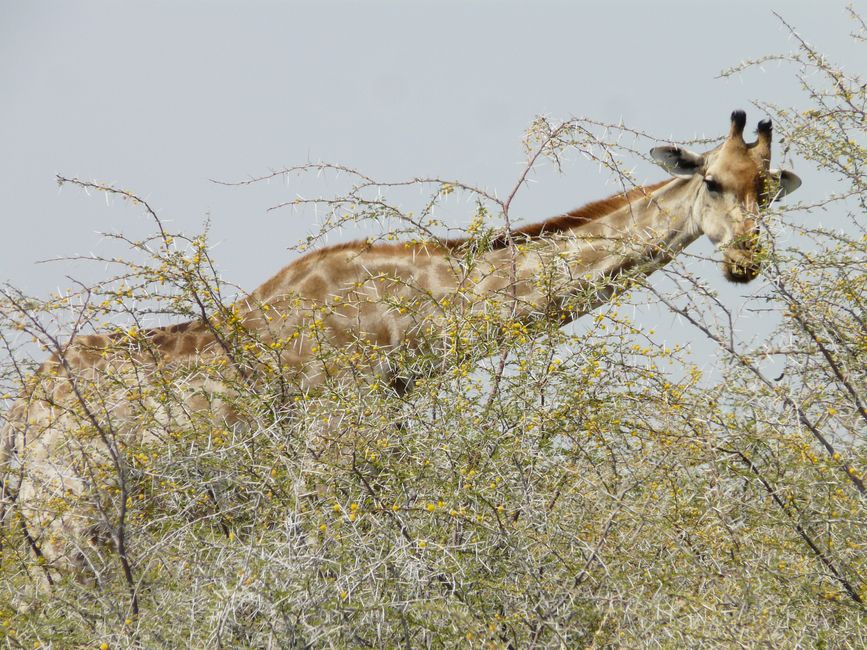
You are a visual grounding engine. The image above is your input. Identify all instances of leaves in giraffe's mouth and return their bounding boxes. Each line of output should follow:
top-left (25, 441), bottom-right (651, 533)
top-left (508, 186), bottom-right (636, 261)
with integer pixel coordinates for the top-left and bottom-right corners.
top-left (724, 260), bottom-right (760, 283)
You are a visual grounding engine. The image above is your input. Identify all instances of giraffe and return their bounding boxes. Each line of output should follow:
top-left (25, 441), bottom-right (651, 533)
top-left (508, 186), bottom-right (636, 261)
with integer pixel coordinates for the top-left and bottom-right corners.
top-left (0, 110), bottom-right (801, 583)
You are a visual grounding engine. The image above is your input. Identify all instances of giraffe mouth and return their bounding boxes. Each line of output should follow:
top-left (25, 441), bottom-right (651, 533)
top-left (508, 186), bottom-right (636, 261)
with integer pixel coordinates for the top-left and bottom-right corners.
top-left (722, 248), bottom-right (761, 283)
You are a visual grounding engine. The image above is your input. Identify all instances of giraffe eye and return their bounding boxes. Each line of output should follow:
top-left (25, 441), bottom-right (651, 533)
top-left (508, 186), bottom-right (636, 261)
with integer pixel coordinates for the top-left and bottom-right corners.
top-left (704, 177), bottom-right (722, 194)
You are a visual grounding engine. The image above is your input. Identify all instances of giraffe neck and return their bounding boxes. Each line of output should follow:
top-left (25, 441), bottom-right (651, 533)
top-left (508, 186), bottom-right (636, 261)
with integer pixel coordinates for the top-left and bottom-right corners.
top-left (564, 176), bottom-right (700, 276)
top-left (185, 176), bottom-right (701, 373)
top-left (476, 176), bottom-right (701, 322)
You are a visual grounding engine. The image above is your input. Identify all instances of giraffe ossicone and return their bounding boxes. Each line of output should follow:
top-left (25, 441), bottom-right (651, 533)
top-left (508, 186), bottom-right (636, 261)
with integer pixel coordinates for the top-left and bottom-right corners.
top-left (0, 110), bottom-right (801, 582)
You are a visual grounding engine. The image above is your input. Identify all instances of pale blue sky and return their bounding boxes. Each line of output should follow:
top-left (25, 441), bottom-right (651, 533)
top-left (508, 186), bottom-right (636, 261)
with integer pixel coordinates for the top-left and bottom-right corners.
top-left (0, 1), bottom-right (859, 357)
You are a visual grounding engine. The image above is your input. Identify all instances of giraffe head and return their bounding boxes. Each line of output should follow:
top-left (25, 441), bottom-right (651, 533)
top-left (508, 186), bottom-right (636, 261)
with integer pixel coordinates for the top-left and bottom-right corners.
top-left (650, 110), bottom-right (801, 282)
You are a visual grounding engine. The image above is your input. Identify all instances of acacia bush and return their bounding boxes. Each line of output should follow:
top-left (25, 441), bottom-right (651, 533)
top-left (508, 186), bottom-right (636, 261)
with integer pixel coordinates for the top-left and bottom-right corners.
top-left (1, 11), bottom-right (865, 649)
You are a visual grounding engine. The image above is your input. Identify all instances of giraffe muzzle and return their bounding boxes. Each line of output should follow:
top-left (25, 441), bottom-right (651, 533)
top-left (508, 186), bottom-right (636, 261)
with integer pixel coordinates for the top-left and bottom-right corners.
top-left (722, 247), bottom-right (762, 283)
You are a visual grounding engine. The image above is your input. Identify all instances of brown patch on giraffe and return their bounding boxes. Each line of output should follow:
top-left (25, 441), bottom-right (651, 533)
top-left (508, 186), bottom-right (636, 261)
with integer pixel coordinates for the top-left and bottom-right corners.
top-left (371, 321), bottom-right (395, 347)
top-left (194, 334), bottom-right (213, 352)
top-left (167, 321), bottom-right (196, 334)
top-left (75, 335), bottom-right (109, 352)
top-left (325, 315), bottom-right (353, 347)
top-left (151, 333), bottom-right (170, 347)
top-left (139, 321), bottom-right (206, 351)
top-left (319, 260), bottom-right (363, 291)
top-left (356, 300), bottom-right (380, 318)
top-left (299, 276), bottom-right (328, 299)
top-left (251, 261), bottom-right (316, 302)
top-left (69, 337), bottom-right (107, 366)
top-left (177, 336), bottom-right (198, 356)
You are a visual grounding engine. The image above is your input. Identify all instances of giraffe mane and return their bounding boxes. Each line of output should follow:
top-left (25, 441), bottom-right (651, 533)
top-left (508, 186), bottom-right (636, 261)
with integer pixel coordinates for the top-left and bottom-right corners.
top-left (442, 179), bottom-right (671, 250)
top-left (276, 179), bottom-right (673, 268)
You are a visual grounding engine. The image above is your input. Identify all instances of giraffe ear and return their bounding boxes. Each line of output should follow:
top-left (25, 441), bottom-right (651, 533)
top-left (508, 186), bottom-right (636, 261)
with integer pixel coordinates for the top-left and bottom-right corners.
top-left (650, 146), bottom-right (705, 178)
top-left (769, 169), bottom-right (802, 201)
